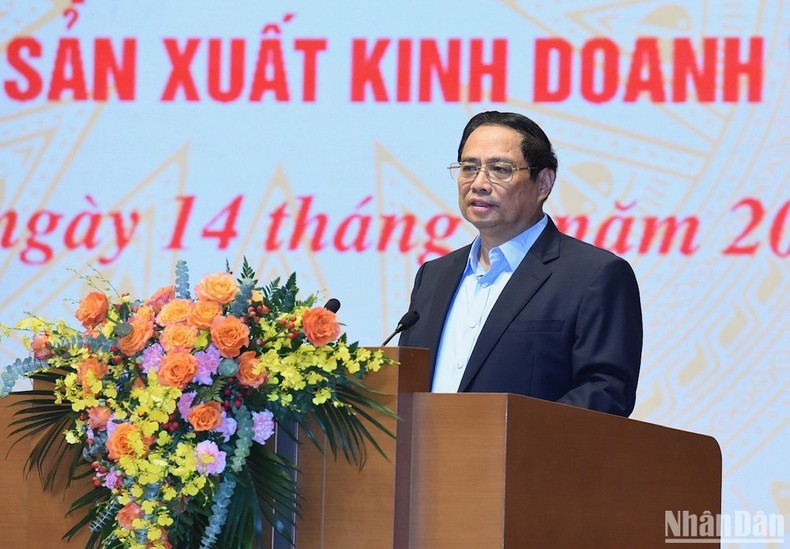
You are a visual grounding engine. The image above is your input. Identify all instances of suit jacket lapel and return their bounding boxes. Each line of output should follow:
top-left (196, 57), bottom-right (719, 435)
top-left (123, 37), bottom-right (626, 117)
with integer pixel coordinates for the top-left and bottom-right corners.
top-left (458, 218), bottom-right (562, 391)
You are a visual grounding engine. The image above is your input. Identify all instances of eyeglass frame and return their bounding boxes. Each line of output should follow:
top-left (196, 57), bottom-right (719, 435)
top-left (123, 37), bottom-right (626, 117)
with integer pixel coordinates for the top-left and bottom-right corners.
top-left (447, 161), bottom-right (538, 184)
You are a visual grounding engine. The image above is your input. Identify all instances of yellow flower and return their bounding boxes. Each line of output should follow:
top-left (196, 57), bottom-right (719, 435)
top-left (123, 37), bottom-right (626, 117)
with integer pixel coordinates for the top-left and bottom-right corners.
top-left (100, 321), bottom-right (116, 339)
top-left (306, 371), bottom-right (326, 385)
top-left (320, 357), bottom-right (339, 373)
top-left (368, 356), bottom-right (383, 372)
top-left (157, 513), bottom-right (174, 527)
top-left (194, 330), bottom-right (210, 350)
top-left (157, 432), bottom-right (172, 446)
top-left (312, 388), bottom-right (332, 405)
top-left (335, 345), bottom-right (352, 363)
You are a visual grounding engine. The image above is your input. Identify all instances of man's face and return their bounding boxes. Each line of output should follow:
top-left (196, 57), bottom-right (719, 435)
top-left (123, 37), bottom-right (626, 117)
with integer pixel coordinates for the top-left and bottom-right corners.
top-left (457, 124), bottom-right (553, 247)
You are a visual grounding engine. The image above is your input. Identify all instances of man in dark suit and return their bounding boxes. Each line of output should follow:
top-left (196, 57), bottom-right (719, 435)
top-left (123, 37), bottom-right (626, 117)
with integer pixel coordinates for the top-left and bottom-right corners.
top-left (399, 111), bottom-right (642, 417)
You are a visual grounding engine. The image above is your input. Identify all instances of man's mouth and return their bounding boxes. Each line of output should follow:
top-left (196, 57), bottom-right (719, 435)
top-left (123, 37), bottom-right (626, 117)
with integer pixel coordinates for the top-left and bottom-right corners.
top-left (469, 200), bottom-right (495, 209)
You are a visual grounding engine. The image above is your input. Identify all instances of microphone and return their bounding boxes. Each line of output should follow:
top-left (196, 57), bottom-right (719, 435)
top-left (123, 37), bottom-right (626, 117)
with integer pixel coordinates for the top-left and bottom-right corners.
top-left (380, 310), bottom-right (419, 346)
top-left (324, 298), bottom-right (341, 313)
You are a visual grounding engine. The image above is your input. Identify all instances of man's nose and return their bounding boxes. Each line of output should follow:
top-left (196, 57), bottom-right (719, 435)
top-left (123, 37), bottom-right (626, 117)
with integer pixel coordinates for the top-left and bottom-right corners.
top-left (470, 168), bottom-right (492, 191)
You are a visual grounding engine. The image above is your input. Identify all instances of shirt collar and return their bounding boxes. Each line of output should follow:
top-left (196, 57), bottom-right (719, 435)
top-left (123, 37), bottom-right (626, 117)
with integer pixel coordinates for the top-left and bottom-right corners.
top-left (465, 214), bottom-right (548, 276)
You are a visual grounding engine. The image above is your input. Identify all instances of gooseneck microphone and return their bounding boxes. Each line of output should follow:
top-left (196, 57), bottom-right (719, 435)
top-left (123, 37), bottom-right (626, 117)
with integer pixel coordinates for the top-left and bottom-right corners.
top-left (324, 298), bottom-right (341, 313)
top-left (380, 310), bottom-right (420, 346)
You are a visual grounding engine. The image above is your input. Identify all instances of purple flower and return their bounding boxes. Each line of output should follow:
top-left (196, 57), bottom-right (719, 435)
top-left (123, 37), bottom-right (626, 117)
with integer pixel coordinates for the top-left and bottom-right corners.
top-left (105, 415), bottom-right (120, 438)
top-left (194, 345), bottom-right (222, 385)
top-left (251, 410), bottom-right (275, 445)
top-left (177, 391), bottom-right (197, 420)
top-left (214, 411), bottom-right (237, 442)
top-left (194, 440), bottom-right (226, 475)
top-left (140, 343), bottom-right (165, 374)
top-left (101, 469), bottom-right (121, 490)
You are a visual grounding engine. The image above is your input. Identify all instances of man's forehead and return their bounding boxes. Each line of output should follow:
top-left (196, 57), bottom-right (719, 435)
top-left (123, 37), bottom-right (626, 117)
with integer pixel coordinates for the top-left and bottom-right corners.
top-left (461, 126), bottom-right (525, 162)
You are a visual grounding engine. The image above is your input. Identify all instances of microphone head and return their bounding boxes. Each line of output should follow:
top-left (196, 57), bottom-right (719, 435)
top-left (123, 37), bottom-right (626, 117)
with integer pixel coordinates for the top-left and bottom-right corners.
top-left (324, 298), bottom-right (341, 313)
top-left (396, 310), bottom-right (419, 332)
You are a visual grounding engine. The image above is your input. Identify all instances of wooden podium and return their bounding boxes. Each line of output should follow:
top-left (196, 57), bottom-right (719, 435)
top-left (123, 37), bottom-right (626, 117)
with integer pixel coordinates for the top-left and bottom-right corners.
top-left (295, 347), bottom-right (722, 548)
top-left (0, 393), bottom-right (92, 548)
top-left (0, 348), bottom-right (722, 548)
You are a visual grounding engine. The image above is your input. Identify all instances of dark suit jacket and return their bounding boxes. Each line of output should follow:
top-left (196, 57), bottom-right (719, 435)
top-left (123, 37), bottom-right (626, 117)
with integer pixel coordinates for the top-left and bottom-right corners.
top-left (399, 216), bottom-right (642, 416)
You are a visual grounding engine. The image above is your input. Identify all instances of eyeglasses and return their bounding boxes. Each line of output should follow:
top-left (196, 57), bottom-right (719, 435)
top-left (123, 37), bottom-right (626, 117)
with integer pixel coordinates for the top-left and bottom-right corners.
top-left (448, 161), bottom-right (535, 184)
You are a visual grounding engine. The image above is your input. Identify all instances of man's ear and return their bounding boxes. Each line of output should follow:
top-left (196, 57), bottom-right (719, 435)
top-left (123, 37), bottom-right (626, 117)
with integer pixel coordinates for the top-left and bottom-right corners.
top-left (537, 168), bottom-right (555, 201)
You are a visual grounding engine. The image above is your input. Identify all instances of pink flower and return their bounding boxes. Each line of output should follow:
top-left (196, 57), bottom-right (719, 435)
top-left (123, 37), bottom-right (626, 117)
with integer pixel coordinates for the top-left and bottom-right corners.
top-left (194, 345), bottom-right (222, 385)
top-left (31, 333), bottom-right (54, 360)
top-left (88, 406), bottom-right (112, 429)
top-left (251, 410), bottom-right (275, 445)
top-left (144, 285), bottom-right (175, 314)
top-left (194, 440), bottom-right (226, 475)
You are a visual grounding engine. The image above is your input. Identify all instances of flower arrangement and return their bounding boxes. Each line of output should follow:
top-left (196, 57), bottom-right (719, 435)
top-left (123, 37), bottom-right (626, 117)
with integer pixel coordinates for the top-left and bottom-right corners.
top-left (0, 260), bottom-right (394, 548)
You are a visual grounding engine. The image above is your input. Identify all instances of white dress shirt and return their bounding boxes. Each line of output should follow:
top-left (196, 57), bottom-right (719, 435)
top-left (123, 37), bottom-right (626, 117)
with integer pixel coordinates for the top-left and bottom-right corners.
top-left (432, 215), bottom-right (548, 392)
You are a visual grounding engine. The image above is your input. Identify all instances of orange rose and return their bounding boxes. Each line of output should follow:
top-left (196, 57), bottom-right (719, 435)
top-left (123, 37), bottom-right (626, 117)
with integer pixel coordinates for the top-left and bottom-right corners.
top-left (156, 299), bottom-right (192, 326)
top-left (302, 307), bottom-right (341, 347)
top-left (117, 502), bottom-right (142, 529)
top-left (88, 406), bottom-right (112, 429)
top-left (158, 350), bottom-right (198, 388)
top-left (144, 285), bottom-right (175, 314)
top-left (210, 315), bottom-right (250, 358)
top-left (135, 305), bottom-right (155, 324)
top-left (159, 323), bottom-right (198, 352)
top-left (75, 291), bottom-right (109, 328)
top-left (195, 273), bottom-right (239, 305)
top-left (106, 422), bottom-right (140, 461)
top-left (236, 351), bottom-right (267, 388)
top-left (187, 300), bottom-right (223, 330)
top-left (117, 307), bottom-right (155, 356)
top-left (187, 401), bottom-right (223, 431)
top-left (77, 357), bottom-right (108, 390)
